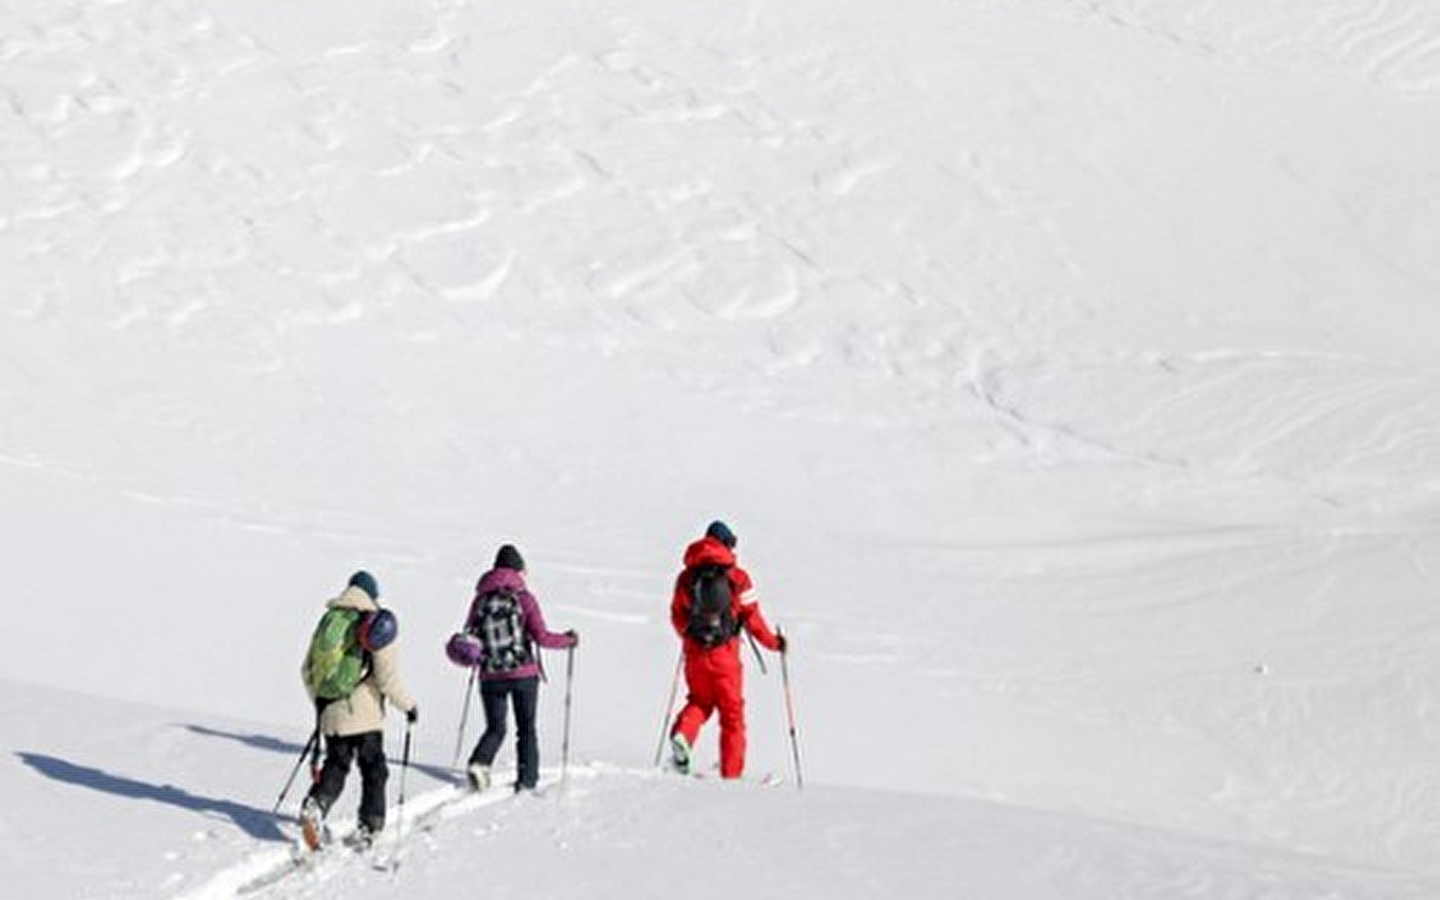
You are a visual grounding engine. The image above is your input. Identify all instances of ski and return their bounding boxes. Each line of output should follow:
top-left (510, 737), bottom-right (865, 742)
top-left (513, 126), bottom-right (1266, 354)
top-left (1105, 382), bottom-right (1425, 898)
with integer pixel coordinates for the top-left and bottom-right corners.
top-left (666, 764), bottom-right (783, 787)
top-left (236, 845), bottom-right (316, 896)
top-left (237, 831), bottom-right (384, 895)
top-left (233, 769), bottom-right (588, 894)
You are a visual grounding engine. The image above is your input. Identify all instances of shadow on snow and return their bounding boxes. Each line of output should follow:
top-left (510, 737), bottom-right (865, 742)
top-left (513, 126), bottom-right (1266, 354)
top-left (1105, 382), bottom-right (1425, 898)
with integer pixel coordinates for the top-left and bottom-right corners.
top-left (182, 722), bottom-right (461, 787)
top-left (15, 751), bottom-right (288, 842)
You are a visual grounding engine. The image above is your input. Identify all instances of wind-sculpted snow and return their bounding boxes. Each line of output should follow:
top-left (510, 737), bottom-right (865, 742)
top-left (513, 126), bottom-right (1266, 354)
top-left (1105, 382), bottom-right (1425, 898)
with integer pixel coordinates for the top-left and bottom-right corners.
top-left (2, 0), bottom-right (1439, 896)
top-left (1072, 0), bottom-right (1440, 92)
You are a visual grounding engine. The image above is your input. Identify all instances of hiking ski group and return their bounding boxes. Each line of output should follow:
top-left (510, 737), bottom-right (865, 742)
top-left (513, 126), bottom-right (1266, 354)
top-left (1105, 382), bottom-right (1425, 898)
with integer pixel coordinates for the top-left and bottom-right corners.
top-left (288, 520), bottom-right (794, 851)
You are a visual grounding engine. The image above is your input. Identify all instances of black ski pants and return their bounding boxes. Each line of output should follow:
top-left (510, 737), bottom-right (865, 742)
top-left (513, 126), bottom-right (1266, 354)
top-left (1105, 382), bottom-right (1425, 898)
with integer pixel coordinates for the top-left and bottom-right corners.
top-left (308, 730), bottom-right (388, 831)
top-left (470, 675), bottom-right (541, 790)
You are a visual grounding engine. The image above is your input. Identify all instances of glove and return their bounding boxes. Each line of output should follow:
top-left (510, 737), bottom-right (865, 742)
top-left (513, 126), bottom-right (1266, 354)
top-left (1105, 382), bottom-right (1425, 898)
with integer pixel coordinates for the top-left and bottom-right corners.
top-left (566, 629), bottom-right (580, 648)
top-left (776, 633), bottom-right (788, 654)
top-left (406, 706), bottom-right (419, 725)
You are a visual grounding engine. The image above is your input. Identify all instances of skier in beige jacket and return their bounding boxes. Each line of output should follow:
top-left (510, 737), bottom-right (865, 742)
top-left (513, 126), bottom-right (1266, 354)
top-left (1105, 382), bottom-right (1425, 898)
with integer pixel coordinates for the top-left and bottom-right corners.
top-left (299, 571), bottom-right (417, 849)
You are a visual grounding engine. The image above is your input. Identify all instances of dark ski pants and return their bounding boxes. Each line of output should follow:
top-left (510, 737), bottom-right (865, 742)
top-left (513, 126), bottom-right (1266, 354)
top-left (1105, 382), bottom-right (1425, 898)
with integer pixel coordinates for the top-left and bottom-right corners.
top-left (308, 730), bottom-right (388, 831)
top-left (470, 675), bottom-right (541, 790)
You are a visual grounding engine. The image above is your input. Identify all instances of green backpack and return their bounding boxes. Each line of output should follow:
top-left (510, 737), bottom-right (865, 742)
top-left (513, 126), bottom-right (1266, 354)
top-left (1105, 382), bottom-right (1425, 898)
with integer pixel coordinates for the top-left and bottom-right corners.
top-left (303, 608), bottom-right (370, 701)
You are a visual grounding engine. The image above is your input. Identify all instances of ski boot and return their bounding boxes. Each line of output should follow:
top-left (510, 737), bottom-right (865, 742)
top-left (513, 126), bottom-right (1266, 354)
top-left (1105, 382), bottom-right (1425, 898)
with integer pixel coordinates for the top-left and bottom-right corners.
top-left (343, 821), bottom-right (377, 851)
top-left (467, 762), bottom-right (491, 792)
top-left (669, 733), bottom-right (692, 776)
top-left (299, 797), bottom-right (325, 852)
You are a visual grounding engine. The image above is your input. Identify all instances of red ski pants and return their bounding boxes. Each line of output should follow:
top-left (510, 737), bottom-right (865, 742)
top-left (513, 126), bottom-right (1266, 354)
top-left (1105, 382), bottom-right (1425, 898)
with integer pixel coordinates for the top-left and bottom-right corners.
top-left (672, 648), bottom-right (747, 778)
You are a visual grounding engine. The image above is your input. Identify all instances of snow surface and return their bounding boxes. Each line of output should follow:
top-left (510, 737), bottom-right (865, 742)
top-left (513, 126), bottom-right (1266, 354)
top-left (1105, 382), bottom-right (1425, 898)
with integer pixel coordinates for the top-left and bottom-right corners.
top-left (3, 0), bottom-right (1440, 897)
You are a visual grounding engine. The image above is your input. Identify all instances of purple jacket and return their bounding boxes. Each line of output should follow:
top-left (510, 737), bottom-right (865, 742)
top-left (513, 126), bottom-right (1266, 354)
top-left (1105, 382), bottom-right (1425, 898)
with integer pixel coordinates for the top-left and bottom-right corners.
top-left (465, 567), bottom-right (576, 681)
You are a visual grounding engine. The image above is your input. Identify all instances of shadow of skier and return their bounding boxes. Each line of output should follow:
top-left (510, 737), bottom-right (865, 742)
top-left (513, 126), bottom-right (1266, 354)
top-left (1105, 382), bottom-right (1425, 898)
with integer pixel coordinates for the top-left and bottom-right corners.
top-left (182, 723), bottom-right (463, 786)
top-left (15, 751), bottom-right (288, 842)
top-left (182, 723), bottom-right (304, 755)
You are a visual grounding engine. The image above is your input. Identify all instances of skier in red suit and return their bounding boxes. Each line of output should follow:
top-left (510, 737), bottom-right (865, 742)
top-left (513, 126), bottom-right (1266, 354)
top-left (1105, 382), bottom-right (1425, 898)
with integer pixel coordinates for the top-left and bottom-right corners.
top-left (668, 520), bottom-right (786, 779)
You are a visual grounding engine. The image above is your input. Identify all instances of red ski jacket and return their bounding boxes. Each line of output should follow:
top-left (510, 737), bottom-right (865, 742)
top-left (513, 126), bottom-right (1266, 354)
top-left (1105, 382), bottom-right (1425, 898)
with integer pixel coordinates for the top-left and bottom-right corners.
top-left (670, 536), bottom-right (782, 657)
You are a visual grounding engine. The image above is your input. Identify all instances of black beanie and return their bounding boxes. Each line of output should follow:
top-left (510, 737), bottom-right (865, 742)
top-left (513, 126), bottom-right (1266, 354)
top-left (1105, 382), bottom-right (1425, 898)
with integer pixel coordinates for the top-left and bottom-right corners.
top-left (705, 520), bottom-right (737, 549)
top-left (348, 570), bottom-right (379, 600)
top-left (494, 544), bottom-right (526, 572)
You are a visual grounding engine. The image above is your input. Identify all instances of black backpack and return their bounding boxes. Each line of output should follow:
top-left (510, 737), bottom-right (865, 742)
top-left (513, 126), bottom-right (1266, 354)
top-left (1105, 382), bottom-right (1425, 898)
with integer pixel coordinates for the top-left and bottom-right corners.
top-left (472, 588), bottom-right (534, 673)
top-left (685, 564), bottom-right (737, 648)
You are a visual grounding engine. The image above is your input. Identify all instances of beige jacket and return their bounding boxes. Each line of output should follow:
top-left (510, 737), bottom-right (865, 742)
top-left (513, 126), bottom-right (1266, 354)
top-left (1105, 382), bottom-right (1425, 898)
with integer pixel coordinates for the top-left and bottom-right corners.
top-left (302, 586), bottom-right (417, 737)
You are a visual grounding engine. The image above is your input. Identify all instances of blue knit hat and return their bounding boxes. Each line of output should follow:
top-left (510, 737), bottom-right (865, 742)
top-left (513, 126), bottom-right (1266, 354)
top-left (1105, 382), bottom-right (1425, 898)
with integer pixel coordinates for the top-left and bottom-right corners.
top-left (705, 520), bottom-right (737, 549)
top-left (348, 570), bottom-right (379, 600)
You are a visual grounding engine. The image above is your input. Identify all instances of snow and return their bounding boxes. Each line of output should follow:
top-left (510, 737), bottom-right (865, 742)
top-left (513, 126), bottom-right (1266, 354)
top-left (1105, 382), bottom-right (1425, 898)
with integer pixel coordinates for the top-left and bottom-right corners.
top-left (2, 0), bottom-right (1439, 896)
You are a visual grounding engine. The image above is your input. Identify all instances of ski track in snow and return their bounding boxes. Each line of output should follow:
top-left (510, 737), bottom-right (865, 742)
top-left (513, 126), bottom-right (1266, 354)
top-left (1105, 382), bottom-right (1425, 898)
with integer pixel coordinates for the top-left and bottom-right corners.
top-left (170, 763), bottom-right (1440, 900)
top-left (177, 771), bottom-right (572, 900)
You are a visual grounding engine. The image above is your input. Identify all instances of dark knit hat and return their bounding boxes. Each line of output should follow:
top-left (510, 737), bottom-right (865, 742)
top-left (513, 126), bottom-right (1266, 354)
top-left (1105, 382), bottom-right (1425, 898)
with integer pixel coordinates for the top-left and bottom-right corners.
top-left (494, 544), bottom-right (526, 572)
top-left (705, 520), bottom-right (737, 549)
top-left (348, 570), bottom-right (379, 600)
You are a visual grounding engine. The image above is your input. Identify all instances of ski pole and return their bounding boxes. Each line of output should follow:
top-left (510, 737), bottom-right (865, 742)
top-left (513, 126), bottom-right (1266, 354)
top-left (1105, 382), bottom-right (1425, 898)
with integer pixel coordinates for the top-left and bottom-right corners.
top-left (394, 718), bottom-right (413, 865)
top-left (561, 644), bottom-right (576, 784)
top-left (778, 629), bottom-right (804, 790)
top-left (745, 629), bottom-right (769, 675)
top-left (273, 726), bottom-right (320, 814)
top-left (653, 646), bottom-right (684, 767)
top-left (451, 665), bottom-right (478, 772)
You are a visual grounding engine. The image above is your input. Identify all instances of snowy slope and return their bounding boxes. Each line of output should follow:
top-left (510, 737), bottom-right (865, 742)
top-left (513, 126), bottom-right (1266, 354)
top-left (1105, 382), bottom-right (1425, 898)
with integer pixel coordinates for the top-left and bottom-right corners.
top-left (3, 0), bottom-right (1440, 896)
top-left (8, 681), bottom-right (1435, 900)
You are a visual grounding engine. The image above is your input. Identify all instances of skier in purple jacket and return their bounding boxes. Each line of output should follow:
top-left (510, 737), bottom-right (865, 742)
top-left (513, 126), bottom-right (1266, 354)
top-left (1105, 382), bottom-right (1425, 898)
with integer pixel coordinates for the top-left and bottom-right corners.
top-left (463, 544), bottom-right (578, 793)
